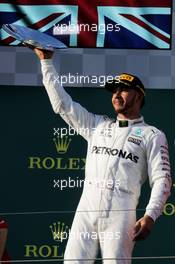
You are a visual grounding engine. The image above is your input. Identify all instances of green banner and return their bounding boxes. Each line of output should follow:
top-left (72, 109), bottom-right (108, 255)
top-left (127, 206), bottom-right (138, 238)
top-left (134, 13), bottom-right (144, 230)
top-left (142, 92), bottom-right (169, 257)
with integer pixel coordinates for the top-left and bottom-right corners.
top-left (0, 86), bottom-right (174, 263)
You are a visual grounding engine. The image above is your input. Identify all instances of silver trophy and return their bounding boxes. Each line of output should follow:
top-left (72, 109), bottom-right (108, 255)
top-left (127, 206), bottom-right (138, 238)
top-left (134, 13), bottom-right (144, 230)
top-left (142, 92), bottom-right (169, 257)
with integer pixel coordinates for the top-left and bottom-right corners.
top-left (2, 24), bottom-right (67, 50)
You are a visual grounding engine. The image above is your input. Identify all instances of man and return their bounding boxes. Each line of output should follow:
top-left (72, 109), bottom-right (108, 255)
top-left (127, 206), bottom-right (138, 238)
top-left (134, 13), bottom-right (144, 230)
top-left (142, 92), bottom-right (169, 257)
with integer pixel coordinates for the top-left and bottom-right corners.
top-left (32, 48), bottom-right (171, 264)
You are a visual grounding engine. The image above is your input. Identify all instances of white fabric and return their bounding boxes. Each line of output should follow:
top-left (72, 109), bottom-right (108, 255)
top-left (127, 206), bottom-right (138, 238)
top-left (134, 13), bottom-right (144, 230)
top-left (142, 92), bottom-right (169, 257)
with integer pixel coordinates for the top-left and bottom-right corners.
top-left (41, 59), bottom-right (172, 264)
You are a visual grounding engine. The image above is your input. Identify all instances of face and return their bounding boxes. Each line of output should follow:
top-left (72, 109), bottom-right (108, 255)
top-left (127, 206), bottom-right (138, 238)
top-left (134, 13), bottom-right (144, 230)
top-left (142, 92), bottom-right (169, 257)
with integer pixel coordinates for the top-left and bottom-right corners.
top-left (112, 87), bottom-right (140, 114)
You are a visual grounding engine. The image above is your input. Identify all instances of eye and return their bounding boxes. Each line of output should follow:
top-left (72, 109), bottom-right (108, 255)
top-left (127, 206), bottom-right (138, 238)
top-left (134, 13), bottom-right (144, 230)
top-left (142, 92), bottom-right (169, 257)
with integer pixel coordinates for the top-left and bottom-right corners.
top-left (112, 87), bottom-right (131, 94)
top-left (120, 88), bottom-right (130, 93)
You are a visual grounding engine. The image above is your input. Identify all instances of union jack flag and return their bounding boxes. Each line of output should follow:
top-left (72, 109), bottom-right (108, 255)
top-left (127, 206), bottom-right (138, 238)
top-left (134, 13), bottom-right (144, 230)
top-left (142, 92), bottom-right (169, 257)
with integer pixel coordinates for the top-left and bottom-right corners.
top-left (0, 0), bottom-right (172, 49)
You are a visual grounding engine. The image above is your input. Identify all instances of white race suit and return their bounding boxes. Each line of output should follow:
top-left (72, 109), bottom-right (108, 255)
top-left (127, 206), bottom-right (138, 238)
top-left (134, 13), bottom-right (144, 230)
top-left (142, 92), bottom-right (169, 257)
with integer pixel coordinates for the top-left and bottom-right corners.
top-left (41, 59), bottom-right (171, 264)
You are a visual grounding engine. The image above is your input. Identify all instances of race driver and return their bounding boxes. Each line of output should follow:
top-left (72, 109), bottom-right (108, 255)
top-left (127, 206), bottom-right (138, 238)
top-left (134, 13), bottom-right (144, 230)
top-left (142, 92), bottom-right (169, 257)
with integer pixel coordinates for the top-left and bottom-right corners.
top-left (32, 48), bottom-right (171, 264)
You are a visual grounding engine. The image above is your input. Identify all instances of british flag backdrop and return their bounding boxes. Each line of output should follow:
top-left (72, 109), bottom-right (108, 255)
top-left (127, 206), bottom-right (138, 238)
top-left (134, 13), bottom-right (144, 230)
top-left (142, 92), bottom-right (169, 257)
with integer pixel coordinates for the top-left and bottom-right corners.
top-left (0, 0), bottom-right (172, 49)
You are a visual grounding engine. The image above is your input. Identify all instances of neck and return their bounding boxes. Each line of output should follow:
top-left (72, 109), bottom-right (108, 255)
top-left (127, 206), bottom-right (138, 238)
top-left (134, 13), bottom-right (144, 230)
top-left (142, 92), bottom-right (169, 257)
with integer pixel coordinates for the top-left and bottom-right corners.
top-left (117, 112), bottom-right (141, 120)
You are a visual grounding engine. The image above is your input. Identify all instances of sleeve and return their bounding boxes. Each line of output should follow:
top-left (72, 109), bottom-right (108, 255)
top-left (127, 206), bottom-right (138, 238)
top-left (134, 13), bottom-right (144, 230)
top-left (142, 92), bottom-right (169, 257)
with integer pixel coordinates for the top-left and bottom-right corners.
top-left (145, 131), bottom-right (172, 222)
top-left (41, 59), bottom-right (103, 140)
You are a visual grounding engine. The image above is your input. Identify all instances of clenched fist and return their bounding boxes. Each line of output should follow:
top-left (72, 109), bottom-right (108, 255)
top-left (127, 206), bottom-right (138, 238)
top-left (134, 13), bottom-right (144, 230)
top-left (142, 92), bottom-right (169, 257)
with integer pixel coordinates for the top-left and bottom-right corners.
top-left (133, 215), bottom-right (154, 241)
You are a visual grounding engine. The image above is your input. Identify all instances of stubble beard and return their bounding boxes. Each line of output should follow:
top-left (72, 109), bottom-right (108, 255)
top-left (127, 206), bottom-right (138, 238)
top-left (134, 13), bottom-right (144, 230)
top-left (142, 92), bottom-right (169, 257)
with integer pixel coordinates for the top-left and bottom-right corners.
top-left (115, 97), bottom-right (136, 115)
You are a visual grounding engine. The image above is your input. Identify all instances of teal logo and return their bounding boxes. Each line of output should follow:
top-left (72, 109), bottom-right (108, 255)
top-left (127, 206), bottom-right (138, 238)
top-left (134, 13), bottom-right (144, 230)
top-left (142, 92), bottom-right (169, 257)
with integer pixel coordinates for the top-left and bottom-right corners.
top-left (134, 128), bottom-right (142, 136)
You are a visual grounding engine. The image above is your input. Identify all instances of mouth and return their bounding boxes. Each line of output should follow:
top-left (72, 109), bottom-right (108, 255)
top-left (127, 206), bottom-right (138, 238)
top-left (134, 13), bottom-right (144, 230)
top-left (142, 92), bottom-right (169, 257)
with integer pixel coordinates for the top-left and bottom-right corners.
top-left (114, 98), bottom-right (123, 106)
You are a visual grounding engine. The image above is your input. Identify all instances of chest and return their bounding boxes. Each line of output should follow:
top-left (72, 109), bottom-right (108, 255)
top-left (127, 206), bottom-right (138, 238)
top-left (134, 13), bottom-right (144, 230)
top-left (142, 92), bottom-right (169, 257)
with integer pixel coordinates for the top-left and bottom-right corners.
top-left (89, 125), bottom-right (146, 162)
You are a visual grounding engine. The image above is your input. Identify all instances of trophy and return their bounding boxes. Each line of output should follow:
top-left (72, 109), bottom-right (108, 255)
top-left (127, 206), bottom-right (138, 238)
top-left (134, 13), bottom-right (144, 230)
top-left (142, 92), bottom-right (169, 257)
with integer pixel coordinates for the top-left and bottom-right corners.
top-left (2, 24), bottom-right (67, 51)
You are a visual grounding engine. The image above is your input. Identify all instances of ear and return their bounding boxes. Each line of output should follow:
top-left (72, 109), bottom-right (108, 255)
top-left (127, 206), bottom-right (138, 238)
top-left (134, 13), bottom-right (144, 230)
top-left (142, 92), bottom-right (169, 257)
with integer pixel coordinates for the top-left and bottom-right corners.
top-left (134, 91), bottom-right (143, 106)
top-left (136, 92), bottom-right (144, 108)
top-left (135, 90), bottom-right (142, 99)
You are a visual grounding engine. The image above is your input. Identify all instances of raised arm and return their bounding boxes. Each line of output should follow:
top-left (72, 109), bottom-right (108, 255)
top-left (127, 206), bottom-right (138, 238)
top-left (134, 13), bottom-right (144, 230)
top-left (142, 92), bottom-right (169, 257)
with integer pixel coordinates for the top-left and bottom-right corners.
top-left (34, 49), bottom-right (102, 140)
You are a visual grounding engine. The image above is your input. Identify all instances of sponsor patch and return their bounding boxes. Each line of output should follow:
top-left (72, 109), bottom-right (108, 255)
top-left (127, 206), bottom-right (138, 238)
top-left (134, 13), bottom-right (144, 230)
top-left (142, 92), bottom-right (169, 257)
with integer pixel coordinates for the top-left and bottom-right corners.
top-left (99, 128), bottom-right (112, 137)
top-left (131, 128), bottom-right (143, 138)
top-left (119, 74), bottom-right (134, 82)
top-left (128, 137), bottom-right (142, 146)
top-left (134, 128), bottom-right (142, 136)
top-left (160, 145), bottom-right (168, 150)
top-left (91, 146), bottom-right (139, 163)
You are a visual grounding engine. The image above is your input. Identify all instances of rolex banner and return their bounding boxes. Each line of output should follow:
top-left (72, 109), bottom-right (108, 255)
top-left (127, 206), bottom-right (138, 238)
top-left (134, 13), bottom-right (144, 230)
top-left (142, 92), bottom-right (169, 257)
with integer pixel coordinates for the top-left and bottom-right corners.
top-left (0, 0), bottom-right (172, 49)
top-left (0, 85), bottom-right (175, 263)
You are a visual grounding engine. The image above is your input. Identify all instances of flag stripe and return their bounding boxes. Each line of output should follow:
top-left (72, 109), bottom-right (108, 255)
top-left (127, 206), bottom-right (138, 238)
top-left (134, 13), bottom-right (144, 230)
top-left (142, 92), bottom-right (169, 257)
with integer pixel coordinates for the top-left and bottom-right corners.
top-left (30, 13), bottom-right (63, 29)
top-left (122, 14), bottom-right (170, 44)
top-left (1, 35), bottom-right (15, 44)
top-left (0, 1), bottom-right (172, 49)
